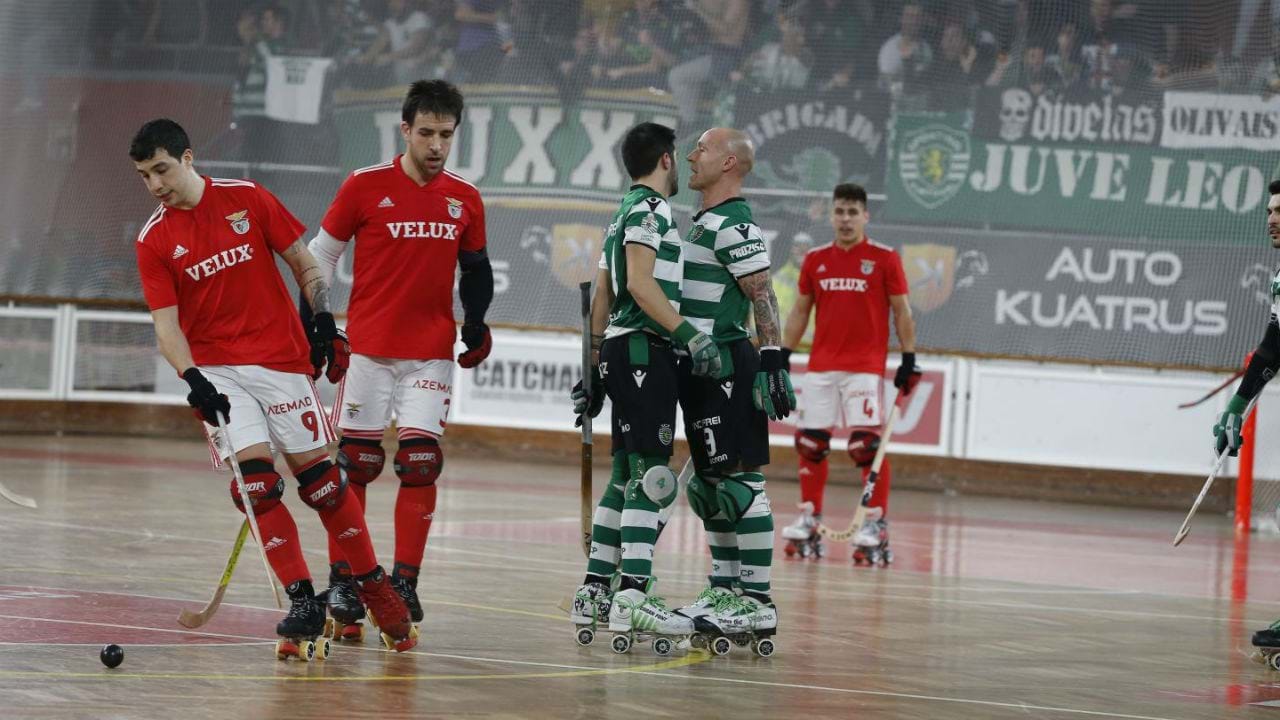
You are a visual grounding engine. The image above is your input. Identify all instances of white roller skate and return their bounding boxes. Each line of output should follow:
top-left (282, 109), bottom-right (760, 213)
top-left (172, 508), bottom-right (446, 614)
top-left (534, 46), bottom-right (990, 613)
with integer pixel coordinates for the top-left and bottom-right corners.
top-left (692, 594), bottom-right (778, 658)
top-left (782, 502), bottom-right (823, 559)
top-left (673, 585), bottom-right (738, 621)
top-left (607, 588), bottom-right (694, 656)
top-left (570, 582), bottom-right (612, 647)
top-left (852, 515), bottom-right (892, 567)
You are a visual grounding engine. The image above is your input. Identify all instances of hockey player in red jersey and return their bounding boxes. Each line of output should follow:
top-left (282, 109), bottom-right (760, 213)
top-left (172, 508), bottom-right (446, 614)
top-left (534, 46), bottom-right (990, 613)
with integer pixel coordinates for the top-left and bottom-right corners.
top-left (304, 80), bottom-right (493, 638)
top-left (130, 118), bottom-right (415, 653)
top-left (779, 183), bottom-right (919, 564)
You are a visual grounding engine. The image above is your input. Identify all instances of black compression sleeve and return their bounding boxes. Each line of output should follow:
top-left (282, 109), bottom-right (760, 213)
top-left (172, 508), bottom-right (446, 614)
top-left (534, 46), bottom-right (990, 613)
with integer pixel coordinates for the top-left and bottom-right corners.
top-left (1238, 319), bottom-right (1280, 401)
top-left (458, 249), bottom-right (494, 325)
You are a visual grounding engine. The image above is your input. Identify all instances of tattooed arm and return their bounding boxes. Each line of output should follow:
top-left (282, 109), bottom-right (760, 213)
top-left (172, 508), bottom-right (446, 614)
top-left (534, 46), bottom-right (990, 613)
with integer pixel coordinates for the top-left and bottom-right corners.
top-left (737, 270), bottom-right (783, 347)
top-left (280, 239), bottom-right (331, 314)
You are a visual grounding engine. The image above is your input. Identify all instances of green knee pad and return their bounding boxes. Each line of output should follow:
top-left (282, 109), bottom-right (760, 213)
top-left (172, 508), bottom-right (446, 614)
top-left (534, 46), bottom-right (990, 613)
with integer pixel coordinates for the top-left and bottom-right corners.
top-left (687, 474), bottom-right (718, 520)
top-left (715, 476), bottom-right (758, 524)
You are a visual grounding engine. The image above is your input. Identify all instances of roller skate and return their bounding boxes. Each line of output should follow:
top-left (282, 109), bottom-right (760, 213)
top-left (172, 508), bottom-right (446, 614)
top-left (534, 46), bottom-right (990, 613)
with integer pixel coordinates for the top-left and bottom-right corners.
top-left (391, 562), bottom-right (424, 631)
top-left (852, 516), bottom-right (893, 567)
top-left (275, 580), bottom-right (332, 661)
top-left (570, 581), bottom-right (612, 647)
top-left (607, 588), bottom-right (694, 656)
top-left (1252, 620), bottom-right (1280, 670)
top-left (782, 502), bottom-right (824, 559)
top-left (322, 561), bottom-right (365, 641)
top-left (692, 593), bottom-right (778, 658)
top-left (674, 584), bottom-right (737, 621)
top-left (355, 565), bottom-right (418, 652)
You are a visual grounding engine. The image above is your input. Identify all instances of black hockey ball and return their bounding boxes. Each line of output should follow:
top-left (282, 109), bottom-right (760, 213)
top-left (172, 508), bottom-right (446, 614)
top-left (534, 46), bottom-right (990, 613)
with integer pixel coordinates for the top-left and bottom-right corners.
top-left (100, 643), bottom-right (124, 669)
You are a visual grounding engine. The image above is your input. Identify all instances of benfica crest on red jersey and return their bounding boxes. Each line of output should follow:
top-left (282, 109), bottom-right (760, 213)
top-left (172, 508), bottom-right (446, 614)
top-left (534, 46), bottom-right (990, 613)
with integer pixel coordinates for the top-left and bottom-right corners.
top-left (225, 210), bottom-right (250, 235)
top-left (446, 197), bottom-right (463, 219)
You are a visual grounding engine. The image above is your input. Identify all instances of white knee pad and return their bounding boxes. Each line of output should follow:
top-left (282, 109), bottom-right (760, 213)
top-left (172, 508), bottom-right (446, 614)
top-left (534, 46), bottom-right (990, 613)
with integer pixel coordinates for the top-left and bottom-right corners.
top-left (640, 465), bottom-right (678, 509)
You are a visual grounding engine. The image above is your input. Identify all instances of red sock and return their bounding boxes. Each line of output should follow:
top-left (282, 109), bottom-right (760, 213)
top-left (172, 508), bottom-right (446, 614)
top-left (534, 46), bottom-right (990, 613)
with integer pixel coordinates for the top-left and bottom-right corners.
top-left (797, 456), bottom-right (829, 515)
top-left (867, 458), bottom-right (891, 518)
top-left (327, 483), bottom-right (367, 565)
top-left (253, 503), bottom-right (310, 587)
top-left (317, 483), bottom-right (379, 577)
top-left (394, 484), bottom-right (437, 569)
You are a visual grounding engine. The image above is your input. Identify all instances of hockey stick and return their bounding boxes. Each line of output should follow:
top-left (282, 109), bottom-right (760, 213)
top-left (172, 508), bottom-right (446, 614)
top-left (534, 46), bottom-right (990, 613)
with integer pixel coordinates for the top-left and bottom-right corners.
top-left (216, 415), bottom-right (283, 608)
top-left (558, 458), bottom-right (695, 614)
top-left (1172, 396), bottom-right (1259, 546)
top-left (817, 392), bottom-right (904, 542)
top-left (0, 481), bottom-right (37, 509)
top-left (1178, 369), bottom-right (1244, 410)
top-left (177, 519), bottom-right (249, 628)
top-left (579, 281), bottom-right (594, 559)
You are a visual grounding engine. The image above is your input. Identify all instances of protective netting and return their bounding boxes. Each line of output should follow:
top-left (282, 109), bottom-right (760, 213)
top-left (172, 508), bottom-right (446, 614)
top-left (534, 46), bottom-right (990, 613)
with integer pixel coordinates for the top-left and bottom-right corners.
top-left (1, 0), bottom-right (1278, 369)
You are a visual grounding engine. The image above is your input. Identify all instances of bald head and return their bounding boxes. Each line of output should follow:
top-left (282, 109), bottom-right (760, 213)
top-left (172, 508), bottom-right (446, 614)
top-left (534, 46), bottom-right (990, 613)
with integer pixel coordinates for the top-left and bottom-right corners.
top-left (687, 127), bottom-right (755, 195)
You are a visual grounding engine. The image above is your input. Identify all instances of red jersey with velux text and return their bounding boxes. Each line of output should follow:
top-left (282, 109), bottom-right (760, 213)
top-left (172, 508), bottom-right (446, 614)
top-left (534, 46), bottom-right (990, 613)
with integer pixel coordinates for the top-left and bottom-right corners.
top-left (798, 238), bottom-right (909, 374)
top-left (321, 157), bottom-right (486, 360)
top-left (135, 176), bottom-right (311, 374)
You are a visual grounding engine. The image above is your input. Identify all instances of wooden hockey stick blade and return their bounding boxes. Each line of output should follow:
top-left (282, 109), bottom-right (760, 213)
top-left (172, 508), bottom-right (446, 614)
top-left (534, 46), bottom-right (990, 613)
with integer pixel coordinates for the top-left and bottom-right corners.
top-left (178, 520), bottom-right (250, 628)
top-left (0, 481), bottom-right (37, 509)
top-left (1177, 369), bottom-right (1244, 410)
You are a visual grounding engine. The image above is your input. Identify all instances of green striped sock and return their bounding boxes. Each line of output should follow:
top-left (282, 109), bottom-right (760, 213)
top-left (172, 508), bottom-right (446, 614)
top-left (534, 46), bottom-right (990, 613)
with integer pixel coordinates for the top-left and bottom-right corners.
top-left (586, 452), bottom-right (628, 578)
top-left (704, 512), bottom-right (740, 588)
top-left (732, 472), bottom-right (773, 596)
top-left (620, 455), bottom-right (666, 580)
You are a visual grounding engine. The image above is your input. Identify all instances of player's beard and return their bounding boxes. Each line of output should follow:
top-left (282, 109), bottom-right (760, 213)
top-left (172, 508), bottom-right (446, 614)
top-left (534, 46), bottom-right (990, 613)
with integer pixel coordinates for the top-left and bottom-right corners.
top-left (667, 165), bottom-right (679, 198)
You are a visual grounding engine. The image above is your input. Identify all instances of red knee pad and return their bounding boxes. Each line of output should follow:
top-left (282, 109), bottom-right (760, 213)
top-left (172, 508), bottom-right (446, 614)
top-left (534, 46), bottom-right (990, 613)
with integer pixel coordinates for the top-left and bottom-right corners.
top-left (232, 458), bottom-right (285, 514)
top-left (394, 438), bottom-right (442, 487)
top-left (337, 438), bottom-right (385, 486)
top-left (794, 429), bottom-right (831, 462)
top-left (296, 460), bottom-right (349, 510)
top-left (848, 429), bottom-right (881, 467)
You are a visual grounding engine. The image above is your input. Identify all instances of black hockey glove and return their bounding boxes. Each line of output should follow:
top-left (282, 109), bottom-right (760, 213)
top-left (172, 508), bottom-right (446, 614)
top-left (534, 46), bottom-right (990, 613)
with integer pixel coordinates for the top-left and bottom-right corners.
top-left (182, 368), bottom-right (231, 425)
top-left (458, 322), bottom-right (492, 368)
top-left (894, 352), bottom-right (922, 395)
top-left (753, 347), bottom-right (796, 420)
top-left (308, 311), bottom-right (350, 383)
top-left (572, 365), bottom-right (605, 428)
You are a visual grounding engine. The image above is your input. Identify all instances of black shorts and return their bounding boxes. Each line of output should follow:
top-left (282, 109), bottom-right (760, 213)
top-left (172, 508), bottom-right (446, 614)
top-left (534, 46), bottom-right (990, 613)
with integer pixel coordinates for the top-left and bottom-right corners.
top-left (601, 332), bottom-right (679, 458)
top-left (677, 337), bottom-right (770, 472)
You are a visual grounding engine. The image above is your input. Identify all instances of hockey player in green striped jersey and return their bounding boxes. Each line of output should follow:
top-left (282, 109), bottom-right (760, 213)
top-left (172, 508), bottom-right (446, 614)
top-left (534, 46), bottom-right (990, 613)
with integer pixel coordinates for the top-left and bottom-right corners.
top-left (568, 122), bottom-right (720, 653)
top-left (673, 127), bottom-right (795, 657)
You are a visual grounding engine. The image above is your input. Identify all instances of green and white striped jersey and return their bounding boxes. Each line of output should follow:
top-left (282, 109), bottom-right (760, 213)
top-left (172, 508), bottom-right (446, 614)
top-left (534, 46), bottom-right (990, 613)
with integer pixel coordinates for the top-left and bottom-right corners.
top-left (680, 197), bottom-right (770, 343)
top-left (599, 184), bottom-right (683, 339)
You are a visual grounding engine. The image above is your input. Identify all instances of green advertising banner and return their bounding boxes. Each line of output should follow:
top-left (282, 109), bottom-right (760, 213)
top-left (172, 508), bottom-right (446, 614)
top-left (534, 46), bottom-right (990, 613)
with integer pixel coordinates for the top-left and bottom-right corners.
top-left (884, 112), bottom-right (1280, 244)
top-left (331, 85), bottom-right (679, 205)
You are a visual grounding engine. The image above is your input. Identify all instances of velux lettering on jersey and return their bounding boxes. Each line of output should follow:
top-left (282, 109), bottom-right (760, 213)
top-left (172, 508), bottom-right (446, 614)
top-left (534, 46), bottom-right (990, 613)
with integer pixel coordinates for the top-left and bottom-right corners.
top-left (184, 244), bottom-right (254, 281)
top-left (387, 222), bottom-right (458, 240)
top-left (819, 277), bottom-right (868, 292)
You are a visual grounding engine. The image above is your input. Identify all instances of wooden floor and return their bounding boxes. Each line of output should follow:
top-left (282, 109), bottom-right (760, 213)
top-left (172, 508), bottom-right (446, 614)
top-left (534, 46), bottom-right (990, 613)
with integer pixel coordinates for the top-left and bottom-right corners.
top-left (2, 435), bottom-right (1280, 719)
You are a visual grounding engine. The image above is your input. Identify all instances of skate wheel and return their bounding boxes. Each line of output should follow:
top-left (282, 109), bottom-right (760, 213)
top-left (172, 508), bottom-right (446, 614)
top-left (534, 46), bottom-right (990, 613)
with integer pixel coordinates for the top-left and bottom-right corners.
top-left (611, 634), bottom-right (632, 654)
top-left (315, 638), bottom-right (331, 660)
top-left (689, 634), bottom-right (708, 650)
top-left (653, 637), bottom-right (673, 656)
top-left (753, 638), bottom-right (776, 658)
top-left (323, 618), bottom-right (337, 639)
top-left (1269, 652), bottom-right (1280, 672)
top-left (575, 627), bottom-right (595, 646)
top-left (409, 624), bottom-right (420, 640)
top-left (298, 640), bottom-right (315, 662)
top-left (275, 639), bottom-right (290, 661)
top-left (711, 636), bottom-right (732, 656)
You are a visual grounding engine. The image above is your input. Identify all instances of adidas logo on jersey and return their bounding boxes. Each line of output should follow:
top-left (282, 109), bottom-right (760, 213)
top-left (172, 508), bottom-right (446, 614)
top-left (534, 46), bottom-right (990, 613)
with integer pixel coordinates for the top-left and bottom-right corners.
top-left (378, 196), bottom-right (395, 208)
top-left (632, 370), bottom-right (647, 387)
top-left (172, 244), bottom-right (189, 260)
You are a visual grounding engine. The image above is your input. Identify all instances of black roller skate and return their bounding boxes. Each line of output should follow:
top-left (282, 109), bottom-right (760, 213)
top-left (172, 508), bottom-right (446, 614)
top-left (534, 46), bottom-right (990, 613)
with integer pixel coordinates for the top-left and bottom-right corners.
top-left (276, 580), bottom-right (331, 661)
top-left (323, 561), bottom-right (366, 641)
top-left (852, 517), bottom-right (893, 566)
top-left (570, 581), bottom-right (612, 647)
top-left (391, 562), bottom-right (424, 626)
top-left (1252, 620), bottom-right (1280, 670)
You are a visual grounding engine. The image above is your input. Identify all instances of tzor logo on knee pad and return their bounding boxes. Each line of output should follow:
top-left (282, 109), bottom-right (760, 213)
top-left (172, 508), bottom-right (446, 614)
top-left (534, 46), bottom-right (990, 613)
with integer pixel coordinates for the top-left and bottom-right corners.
top-left (232, 458), bottom-right (285, 513)
top-left (337, 438), bottom-right (385, 486)
top-left (394, 438), bottom-right (443, 486)
top-left (794, 430), bottom-right (831, 462)
top-left (848, 429), bottom-right (881, 467)
top-left (295, 460), bottom-right (349, 510)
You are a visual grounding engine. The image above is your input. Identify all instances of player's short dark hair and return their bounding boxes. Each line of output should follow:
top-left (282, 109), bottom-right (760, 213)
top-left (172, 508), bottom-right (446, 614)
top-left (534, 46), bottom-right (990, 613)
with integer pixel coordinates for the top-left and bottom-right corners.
top-left (621, 122), bottom-right (676, 180)
top-left (833, 183), bottom-right (868, 207)
top-left (1270, 179), bottom-right (1280, 196)
top-left (402, 79), bottom-right (465, 127)
top-left (129, 118), bottom-right (191, 162)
